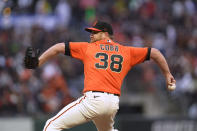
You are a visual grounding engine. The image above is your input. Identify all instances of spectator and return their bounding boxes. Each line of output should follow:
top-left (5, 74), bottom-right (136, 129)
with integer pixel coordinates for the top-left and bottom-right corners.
top-left (0, 0), bottom-right (197, 117)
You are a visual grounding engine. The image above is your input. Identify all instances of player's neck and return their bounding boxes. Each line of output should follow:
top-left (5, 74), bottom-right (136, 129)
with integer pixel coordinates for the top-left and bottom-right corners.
top-left (97, 38), bottom-right (112, 42)
top-left (101, 36), bottom-right (112, 41)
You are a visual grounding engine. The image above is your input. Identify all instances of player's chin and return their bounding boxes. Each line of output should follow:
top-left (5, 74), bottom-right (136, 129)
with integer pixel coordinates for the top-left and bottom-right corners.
top-left (90, 38), bottom-right (96, 43)
top-left (90, 39), bottom-right (95, 43)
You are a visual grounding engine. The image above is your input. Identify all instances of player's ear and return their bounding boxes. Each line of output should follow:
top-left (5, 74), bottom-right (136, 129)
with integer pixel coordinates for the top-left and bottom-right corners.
top-left (104, 32), bottom-right (113, 39)
top-left (104, 32), bottom-right (109, 36)
top-left (103, 32), bottom-right (110, 38)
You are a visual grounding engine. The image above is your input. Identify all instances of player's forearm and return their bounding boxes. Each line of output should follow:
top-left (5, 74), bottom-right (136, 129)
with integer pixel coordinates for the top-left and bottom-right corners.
top-left (150, 48), bottom-right (171, 77)
top-left (38, 43), bottom-right (65, 67)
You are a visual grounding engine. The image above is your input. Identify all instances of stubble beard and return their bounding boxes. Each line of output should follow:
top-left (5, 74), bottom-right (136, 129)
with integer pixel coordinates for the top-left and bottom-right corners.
top-left (90, 38), bottom-right (96, 43)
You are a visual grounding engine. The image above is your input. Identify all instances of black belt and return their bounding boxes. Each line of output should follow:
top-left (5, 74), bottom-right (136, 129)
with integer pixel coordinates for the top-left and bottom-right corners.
top-left (92, 91), bottom-right (120, 96)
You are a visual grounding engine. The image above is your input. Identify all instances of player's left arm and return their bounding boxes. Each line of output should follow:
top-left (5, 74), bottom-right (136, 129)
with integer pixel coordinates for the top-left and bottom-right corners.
top-left (150, 48), bottom-right (176, 90)
top-left (38, 43), bottom-right (65, 67)
top-left (24, 42), bottom-right (65, 69)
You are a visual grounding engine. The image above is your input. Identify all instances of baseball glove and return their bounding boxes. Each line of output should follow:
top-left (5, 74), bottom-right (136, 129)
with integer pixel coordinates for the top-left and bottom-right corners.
top-left (24, 47), bottom-right (40, 69)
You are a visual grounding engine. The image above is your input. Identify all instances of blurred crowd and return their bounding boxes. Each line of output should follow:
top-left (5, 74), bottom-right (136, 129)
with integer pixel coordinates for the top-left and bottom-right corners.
top-left (0, 0), bottom-right (197, 117)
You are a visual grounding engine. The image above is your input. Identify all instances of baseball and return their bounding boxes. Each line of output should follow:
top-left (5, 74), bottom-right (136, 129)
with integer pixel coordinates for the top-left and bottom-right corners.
top-left (168, 83), bottom-right (176, 90)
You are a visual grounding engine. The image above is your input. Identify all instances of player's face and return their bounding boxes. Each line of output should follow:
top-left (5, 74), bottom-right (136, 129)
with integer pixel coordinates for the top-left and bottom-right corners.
top-left (90, 31), bottom-right (104, 43)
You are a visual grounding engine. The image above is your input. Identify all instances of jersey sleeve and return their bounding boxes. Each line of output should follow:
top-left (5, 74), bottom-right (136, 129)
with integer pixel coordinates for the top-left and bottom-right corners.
top-left (65, 42), bottom-right (88, 61)
top-left (130, 47), bottom-right (151, 67)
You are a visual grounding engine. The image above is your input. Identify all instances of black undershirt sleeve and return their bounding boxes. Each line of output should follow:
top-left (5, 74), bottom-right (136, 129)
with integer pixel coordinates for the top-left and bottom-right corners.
top-left (64, 43), bottom-right (70, 56)
top-left (145, 47), bottom-right (151, 61)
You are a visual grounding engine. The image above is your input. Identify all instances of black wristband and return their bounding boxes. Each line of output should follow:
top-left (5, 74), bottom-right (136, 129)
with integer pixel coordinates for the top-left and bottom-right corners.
top-left (145, 47), bottom-right (151, 60)
top-left (65, 43), bottom-right (70, 56)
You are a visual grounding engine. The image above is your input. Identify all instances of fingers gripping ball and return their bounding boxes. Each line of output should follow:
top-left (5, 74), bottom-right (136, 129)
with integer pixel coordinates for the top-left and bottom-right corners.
top-left (168, 83), bottom-right (176, 91)
top-left (24, 47), bottom-right (40, 69)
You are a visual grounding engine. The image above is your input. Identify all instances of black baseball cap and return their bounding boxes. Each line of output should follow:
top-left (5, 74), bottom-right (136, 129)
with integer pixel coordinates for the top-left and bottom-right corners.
top-left (85, 21), bottom-right (113, 35)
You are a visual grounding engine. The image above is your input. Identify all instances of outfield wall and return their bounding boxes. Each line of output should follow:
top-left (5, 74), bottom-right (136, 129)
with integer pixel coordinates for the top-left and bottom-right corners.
top-left (0, 117), bottom-right (33, 131)
top-left (0, 116), bottom-right (196, 131)
top-left (118, 115), bottom-right (197, 131)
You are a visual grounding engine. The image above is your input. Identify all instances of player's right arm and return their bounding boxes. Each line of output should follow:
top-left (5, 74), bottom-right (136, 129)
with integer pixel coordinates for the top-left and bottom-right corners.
top-left (150, 48), bottom-right (176, 88)
top-left (38, 43), bottom-right (65, 67)
top-left (129, 47), bottom-right (176, 90)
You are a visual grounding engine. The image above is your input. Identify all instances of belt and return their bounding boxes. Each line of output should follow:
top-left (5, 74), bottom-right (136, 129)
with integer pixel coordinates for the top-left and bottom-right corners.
top-left (92, 91), bottom-right (120, 96)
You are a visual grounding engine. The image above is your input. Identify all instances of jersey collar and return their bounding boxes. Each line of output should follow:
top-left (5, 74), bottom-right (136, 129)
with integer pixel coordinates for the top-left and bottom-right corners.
top-left (94, 39), bottom-right (114, 44)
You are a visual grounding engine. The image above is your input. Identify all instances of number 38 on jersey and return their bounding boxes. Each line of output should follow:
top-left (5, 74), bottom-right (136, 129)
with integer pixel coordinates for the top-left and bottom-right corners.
top-left (95, 52), bottom-right (123, 73)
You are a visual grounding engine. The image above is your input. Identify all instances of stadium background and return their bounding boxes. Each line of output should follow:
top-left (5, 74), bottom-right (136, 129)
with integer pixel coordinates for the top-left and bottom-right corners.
top-left (0, 0), bottom-right (197, 130)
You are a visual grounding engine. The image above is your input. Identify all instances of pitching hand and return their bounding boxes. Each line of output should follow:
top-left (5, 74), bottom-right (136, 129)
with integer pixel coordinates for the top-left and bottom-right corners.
top-left (166, 73), bottom-right (176, 91)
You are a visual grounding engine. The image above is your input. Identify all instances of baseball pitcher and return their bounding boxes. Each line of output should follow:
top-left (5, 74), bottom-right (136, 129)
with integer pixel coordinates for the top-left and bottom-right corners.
top-left (24, 21), bottom-right (176, 131)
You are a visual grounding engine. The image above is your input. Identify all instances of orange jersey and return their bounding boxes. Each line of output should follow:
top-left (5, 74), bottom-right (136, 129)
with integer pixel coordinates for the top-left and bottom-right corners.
top-left (66, 39), bottom-right (150, 95)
